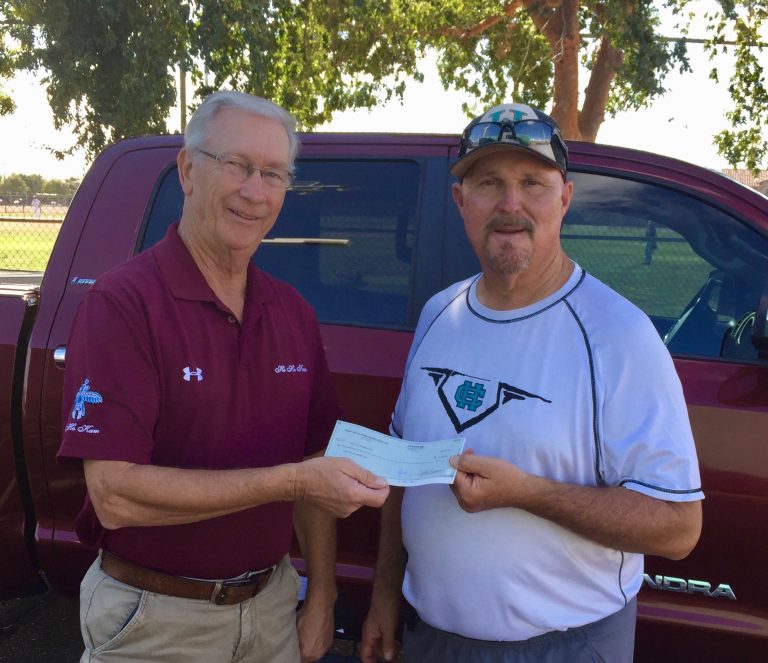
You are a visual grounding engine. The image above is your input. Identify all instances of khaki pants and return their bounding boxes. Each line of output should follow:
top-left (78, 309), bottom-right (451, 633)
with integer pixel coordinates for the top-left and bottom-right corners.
top-left (79, 554), bottom-right (301, 662)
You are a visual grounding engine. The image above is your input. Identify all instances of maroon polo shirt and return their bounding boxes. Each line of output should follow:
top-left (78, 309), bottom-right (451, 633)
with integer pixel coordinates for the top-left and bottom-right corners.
top-left (58, 223), bottom-right (340, 578)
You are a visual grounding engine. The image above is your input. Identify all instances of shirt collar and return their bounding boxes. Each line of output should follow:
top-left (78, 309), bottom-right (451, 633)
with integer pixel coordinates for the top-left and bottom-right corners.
top-left (153, 222), bottom-right (275, 307)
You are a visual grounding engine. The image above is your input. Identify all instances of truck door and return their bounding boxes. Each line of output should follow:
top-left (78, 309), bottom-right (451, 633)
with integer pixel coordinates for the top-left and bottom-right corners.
top-left (0, 288), bottom-right (41, 597)
top-left (563, 167), bottom-right (768, 659)
top-left (27, 139), bottom-right (182, 594)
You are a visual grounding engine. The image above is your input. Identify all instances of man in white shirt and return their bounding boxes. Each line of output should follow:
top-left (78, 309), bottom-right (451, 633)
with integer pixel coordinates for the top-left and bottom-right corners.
top-left (360, 103), bottom-right (703, 663)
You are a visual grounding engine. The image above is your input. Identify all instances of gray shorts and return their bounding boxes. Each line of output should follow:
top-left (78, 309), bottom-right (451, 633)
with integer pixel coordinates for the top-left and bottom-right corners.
top-left (402, 597), bottom-right (637, 663)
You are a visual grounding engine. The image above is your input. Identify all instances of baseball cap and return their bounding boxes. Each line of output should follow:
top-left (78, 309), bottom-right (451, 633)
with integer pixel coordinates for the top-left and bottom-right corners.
top-left (451, 103), bottom-right (568, 179)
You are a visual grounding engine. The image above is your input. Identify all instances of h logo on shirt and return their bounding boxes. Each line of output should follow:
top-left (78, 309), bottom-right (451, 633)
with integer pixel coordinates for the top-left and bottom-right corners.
top-left (183, 366), bottom-right (203, 382)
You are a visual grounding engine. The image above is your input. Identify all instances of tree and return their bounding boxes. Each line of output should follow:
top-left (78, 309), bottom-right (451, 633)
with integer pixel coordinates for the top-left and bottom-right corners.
top-left (14, 1), bottom-right (190, 157)
top-left (304, 0), bottom-right (765, 159)
top-left (188, 0), bottom-right (424, 128)
top-left (0, 173), bottom-right (79, 205)
top-left (0, 0), bottom-right (34, 115)
top-left (0, 172), bottom-right (42, 197)
top-left (3, 1), bottom-right (767, 169)
top-left (706, 1), bottom-right (768, 171)
top-left (41, 175), bottom-right (80, 197)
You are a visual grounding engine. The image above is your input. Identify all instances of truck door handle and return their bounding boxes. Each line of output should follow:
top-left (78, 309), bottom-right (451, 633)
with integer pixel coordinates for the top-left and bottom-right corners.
top-left (54, 345), bottom-right (66, 369)
top-left (261, 237), bottom-right (350, 246)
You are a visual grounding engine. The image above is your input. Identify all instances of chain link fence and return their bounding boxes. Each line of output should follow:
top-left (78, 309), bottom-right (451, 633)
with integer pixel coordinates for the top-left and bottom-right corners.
top-left (0, 192), bottom-right (73, 272)
top-left (562, 222), bottom-right (713, 323)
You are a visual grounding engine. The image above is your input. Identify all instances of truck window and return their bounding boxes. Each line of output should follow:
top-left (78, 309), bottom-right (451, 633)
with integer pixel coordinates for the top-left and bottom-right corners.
top-left (563, 172), bottom-right (768, 362)
top-left (141, 159), bottom-right (420, 330)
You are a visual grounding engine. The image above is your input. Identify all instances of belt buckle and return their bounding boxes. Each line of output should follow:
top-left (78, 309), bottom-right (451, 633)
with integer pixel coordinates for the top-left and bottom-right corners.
top-left (223, 573), bottom-right (260, 588)
top-left (210, 567), bottom-right (271, 604)
top-left (210, 578), bottom-right (250, 604)
top-left (211, 581), bottom-right (227, 605)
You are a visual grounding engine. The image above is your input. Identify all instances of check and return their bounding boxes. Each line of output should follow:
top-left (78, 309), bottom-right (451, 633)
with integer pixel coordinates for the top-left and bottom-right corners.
top-left (325, 420), bottom-right (465, 487)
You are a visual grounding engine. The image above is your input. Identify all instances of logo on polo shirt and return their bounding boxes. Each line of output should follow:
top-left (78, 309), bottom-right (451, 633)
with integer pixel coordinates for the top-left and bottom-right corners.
top-left (421, 367), bottom-right (551, 433)
top-left (274, 364), bottom-right (308, 374)
top-left (70, 378), bottom-right (103, 420)
top-left (66, 379), bottom-right (103, 434)
top-left (183, 366), bottom-right (204, 382)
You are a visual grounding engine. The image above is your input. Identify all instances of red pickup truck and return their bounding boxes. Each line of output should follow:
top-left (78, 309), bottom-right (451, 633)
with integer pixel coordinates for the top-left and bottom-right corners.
top-left (1, 133), bottom-right (767, 660)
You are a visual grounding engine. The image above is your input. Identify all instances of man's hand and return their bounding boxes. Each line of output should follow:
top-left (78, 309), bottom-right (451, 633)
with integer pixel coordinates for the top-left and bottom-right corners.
top-left (296, 598), bottom-right (335, 663)
top-left (450, 449), bottom-right (530, 512)
top-left (360, 593), bottom-right (400, 663)
top-left (294, 456), bottom-right (389, 517)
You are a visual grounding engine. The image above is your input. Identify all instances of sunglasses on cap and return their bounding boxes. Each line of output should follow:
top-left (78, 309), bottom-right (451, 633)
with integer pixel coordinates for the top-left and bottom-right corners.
top-left (459, 119), bottom-right (568, 174)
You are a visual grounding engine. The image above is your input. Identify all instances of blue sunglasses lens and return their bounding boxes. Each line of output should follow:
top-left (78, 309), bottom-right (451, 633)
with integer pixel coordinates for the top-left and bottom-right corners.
top-left (511, 120), bottom-right (554, 147)
top-left (466, 121), bottom-right (555, 152)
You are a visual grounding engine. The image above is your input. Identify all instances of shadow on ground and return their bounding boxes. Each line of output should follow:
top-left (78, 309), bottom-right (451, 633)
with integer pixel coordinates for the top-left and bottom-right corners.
top-left (0, 592), bottom-right (81, 662)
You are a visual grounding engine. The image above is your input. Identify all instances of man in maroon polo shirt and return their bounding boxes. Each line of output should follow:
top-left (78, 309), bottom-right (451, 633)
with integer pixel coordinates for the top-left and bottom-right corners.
top-left (58, 91), bottom-right (389, 663)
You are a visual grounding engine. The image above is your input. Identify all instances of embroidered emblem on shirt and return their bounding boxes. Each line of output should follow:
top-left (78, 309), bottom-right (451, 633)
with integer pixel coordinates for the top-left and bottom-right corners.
top-left (183, 366), bottom-right (204, 382)
top-left (422, 367), bottom-right (551, 433)
top-left (70, 378), bottom-right (103, 421)
top-left (274, 364), bottom-right (308, 374)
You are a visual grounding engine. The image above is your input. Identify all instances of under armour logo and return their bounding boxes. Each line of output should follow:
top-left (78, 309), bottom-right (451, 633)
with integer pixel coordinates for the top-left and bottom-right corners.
top-left (454, 380), bottom-right (486, 411)
top-left (183, 367), bottom-right (203, 382)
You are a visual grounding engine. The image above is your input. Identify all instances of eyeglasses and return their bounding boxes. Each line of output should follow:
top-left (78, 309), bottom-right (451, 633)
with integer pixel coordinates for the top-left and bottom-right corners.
top-left (196, 149), bottom-right (294, 189)
top-left (461, 120), bottom-right (567, 172)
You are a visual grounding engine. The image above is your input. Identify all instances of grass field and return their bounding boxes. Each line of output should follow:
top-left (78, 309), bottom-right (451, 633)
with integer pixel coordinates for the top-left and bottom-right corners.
top-left (0, 201), bottom-right (68, 221)
top-left (562, 225), bottom-right (711, 318)
top-left (0, 220), bottom-right (62, 271)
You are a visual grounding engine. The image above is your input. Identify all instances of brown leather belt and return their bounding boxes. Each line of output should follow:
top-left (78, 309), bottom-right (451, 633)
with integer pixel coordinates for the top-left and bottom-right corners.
top-left (100, 550), bottom-right (275, 605)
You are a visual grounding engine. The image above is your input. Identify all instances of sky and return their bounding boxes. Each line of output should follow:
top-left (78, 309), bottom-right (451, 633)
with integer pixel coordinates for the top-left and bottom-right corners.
top-left (1, 19), bottom-right (765, 181)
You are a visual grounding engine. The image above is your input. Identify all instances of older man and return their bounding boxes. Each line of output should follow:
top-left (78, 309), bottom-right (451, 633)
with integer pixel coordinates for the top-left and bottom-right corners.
top-left (58, 91), bottom-right (389, 663)
top-left (361, 103), bottom-right (703, 663)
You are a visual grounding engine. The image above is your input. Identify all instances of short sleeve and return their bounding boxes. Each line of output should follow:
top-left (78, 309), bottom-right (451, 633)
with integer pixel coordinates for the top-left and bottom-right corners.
top-left (597, 317), bottom-right (704, 502)
top-left (58, 289), bottom-right (160, 464)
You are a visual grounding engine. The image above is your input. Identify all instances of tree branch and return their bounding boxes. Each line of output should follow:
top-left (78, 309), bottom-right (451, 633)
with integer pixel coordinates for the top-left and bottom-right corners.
top-left (579, 35), bottom-right (623, 141)
top-left (522, 0), bottom-right (562, 45)
top-left (546, 0), bottom-right (580, 137)
top-left (439, 2), bottom-right (522, 40)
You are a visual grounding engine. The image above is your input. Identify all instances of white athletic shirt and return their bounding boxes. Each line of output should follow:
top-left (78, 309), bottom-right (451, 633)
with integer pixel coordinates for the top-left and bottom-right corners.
top-left (391, 264), bottom-right (703, 641)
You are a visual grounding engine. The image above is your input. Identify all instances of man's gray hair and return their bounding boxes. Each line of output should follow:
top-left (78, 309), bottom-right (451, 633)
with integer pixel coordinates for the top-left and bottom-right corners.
top-left (184, 91), bottom-right (299, 167)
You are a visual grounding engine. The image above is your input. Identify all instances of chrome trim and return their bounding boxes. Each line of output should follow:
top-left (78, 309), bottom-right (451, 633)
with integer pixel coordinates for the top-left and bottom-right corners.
top-left (261, 238), bottom-right (350, 246)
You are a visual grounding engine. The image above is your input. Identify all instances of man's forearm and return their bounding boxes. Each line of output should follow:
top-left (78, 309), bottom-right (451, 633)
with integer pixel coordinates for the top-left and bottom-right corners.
top-left (86, 454), bottom-right (390, 530)
top-left (293, 500), bottom-right (338, 604)
top-left (452, 454), bottom-right (702, 560)
top-left (293, 487), bottom-right (339, 663)
top-left (85, 459), bottom-right (297, 529)
top-left (521, 475), bottom-right (702, 559)
top-left (371, 487), bottom-right (406, 599)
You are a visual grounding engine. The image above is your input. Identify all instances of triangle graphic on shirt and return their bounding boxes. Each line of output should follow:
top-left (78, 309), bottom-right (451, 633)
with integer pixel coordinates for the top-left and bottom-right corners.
top-left (421, 367), bottom-right (551, 433)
